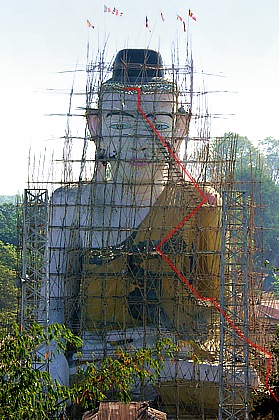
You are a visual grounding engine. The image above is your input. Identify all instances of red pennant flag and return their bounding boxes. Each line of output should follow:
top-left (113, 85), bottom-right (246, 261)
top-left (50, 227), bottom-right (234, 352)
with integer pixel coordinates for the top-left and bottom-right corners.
top-left (104, 5), bottom-right (123, 16)
top-left (189, 9), bottom-right (197, 21)
top-left (177, 14), bottom-right (183, 22)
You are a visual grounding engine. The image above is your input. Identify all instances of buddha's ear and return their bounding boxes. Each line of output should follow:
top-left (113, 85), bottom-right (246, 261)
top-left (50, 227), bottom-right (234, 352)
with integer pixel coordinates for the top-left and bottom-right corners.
top-left (86, 109), bottom-right (100, 138)
top-left (175, 108), bottom-right (191, 139)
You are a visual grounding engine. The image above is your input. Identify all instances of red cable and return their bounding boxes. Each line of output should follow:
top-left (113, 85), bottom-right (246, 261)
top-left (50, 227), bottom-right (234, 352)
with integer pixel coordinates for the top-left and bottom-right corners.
top-left (125, 86), bottom-right (279, 402)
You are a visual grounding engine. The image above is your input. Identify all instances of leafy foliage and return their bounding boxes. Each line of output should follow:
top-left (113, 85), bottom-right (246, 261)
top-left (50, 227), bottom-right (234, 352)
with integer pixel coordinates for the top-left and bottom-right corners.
top-left (0, 322), bottom-right (82, 419)
top-left (250, 327), bottom-right (279, 419)
top-left (235, 135), bottom-right (261, 168)
top-left (0, 197), bottom-right (19, 325)
top-left (236, 165), bottom-right (279, 267)
top-left (0, 323), bottom-right (185, 419)
top-left (0, 240), bottom-right (18, 325)
top-left (209, 134), bottom-right (279, 286)
top-left (272, 269), bottom-right (279, 298)
top-left (72, 338), bottom-right (179, 412)
top-left (264, 260), bottom-right (279, 298)
top-left (0, 201), bottom-right (18, 246)
top-left (259, 137), bottom-right (279, 186)
top-left (218, 135), bottom-right (279, 281)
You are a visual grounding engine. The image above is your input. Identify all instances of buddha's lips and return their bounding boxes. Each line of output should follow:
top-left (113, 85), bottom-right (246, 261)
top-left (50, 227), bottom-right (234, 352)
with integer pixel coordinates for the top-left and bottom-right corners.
top-left (129, 160), bottom-right (149, 167)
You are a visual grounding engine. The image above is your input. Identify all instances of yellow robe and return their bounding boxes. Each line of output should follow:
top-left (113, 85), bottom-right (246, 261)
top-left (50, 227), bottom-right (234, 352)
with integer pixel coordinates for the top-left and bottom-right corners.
top-left (82, 183), bottom-right (221, 337)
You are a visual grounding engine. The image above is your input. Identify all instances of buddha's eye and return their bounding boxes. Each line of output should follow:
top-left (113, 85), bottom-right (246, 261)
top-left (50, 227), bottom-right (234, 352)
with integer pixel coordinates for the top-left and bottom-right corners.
top-left (110, 122), bottom-right (131, 130)
top-left (154, 122), bottom-right (170, 130)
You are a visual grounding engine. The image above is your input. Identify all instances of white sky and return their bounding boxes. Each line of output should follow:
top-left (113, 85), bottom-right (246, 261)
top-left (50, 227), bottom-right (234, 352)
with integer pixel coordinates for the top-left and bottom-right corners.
top-left (1, 0), bottom-right (279, 194)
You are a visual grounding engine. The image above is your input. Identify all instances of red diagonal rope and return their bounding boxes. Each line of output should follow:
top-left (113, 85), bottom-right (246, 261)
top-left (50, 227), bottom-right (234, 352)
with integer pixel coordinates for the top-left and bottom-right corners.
top-left (125, 86), bottom-right (279, 402)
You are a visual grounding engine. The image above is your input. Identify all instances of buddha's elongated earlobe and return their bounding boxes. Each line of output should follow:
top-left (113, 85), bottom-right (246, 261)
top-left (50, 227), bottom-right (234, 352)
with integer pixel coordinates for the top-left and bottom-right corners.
top-left (86, 108), bottom-right (100, 138)
top-left (175, 107), bottom-right (192, 140)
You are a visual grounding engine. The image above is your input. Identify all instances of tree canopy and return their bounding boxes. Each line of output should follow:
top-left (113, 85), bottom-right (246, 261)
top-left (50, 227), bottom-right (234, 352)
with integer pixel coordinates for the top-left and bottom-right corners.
top-left (259, 137), bottom-right (279, 186)
top-left (0, 201), bottom-right (18, 246)
top-left (209, 134), bottom-right (279, 282)
top-left (0, 240), bottom-right (18, 325)
top-left (234, 136), bottom-right (279, 270)
top-left (0, 323), bottom-right (81, 419)
top-left (250, 326), bottom-right (279, 419)
top-left (0, 322), bottom-right (179, 419)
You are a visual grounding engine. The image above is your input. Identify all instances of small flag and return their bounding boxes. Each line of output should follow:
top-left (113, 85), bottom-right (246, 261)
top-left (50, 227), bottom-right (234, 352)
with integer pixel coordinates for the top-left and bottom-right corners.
top-left (87, 19), bottom-right (94, 28)
top-left (160, 11), bottom-right (165, 22)
top-left (104, 5), bottom-right (123, 16)
top-left (146, 15), bottom-right (151, 31)
top-left (189, 9), bottom-right (197, 21)
top-left (177, 14), bottom-right (183, 22)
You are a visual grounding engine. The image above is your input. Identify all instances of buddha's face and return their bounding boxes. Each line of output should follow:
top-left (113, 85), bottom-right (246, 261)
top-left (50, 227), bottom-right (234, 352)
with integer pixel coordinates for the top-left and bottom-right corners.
top-left (88, 87), bottom-right (189, 184)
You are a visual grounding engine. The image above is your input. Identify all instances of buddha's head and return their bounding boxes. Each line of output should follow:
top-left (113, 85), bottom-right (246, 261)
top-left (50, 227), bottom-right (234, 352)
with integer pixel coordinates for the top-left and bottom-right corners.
top-left (87, 49), bottom-right (191, 184)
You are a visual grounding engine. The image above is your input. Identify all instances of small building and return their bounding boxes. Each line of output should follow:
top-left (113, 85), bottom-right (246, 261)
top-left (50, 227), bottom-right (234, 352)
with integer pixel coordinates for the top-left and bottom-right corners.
top-left (82, 401), bottom-right (167, 420)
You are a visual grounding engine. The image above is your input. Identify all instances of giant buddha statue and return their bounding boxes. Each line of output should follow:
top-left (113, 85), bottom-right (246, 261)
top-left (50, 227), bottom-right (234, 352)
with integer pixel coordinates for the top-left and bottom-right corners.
top-left (48, 48), bottom-right (224, 413)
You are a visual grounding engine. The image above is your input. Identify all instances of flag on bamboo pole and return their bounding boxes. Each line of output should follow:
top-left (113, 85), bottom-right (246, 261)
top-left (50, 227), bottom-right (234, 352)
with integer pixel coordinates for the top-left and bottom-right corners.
top-left (87, 19), bottom-right (94, 28)
top-left (189, 9), bottom-right (197, 21)
top-left (146, 15), bottom-right (151, 31)
top-left (177, 14), bottom-right (186, 32)
top-left (104, 5), bottom-right (123, 16)
top-left (114, 9), bottom-right (123, 17)
top-left (160, 11), bottom-right (165, 22)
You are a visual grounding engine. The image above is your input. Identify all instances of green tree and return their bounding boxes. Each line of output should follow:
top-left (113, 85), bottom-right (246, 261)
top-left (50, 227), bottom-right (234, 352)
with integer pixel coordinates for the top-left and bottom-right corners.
top-left (236, 138), bottom-right (279, 281)
top-left (0, 201), bottom-right (18, 246)
top-left (72, 338), bottom-right (179, 413)
top-left (264, 260), bottom-right (279, 298)
top-left (258, 137), bottom-right (279, 186)
top-left (0, 322), bottom-right (82, 420)
top-left (0, 322), bottom-right (186, 419)
top-left (213, 134), bottom-right (279, 281)
top-left (235, 135), bottom-right (261, 168)
top-left (0, 240), bottom-right (18, 325)
top-left (272, 269), bottom-right (279, 297)
top-left (250, 326), bottom-right (279, 419)
top-left (235, 165), bottom-right (279, 269)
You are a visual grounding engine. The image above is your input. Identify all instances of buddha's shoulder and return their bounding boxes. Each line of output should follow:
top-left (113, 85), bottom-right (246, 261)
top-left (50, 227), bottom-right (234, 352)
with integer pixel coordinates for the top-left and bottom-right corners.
top-left (160, 183), bottom-right (221, 206)
top-left (50, 181), bottom-right (109, 204)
